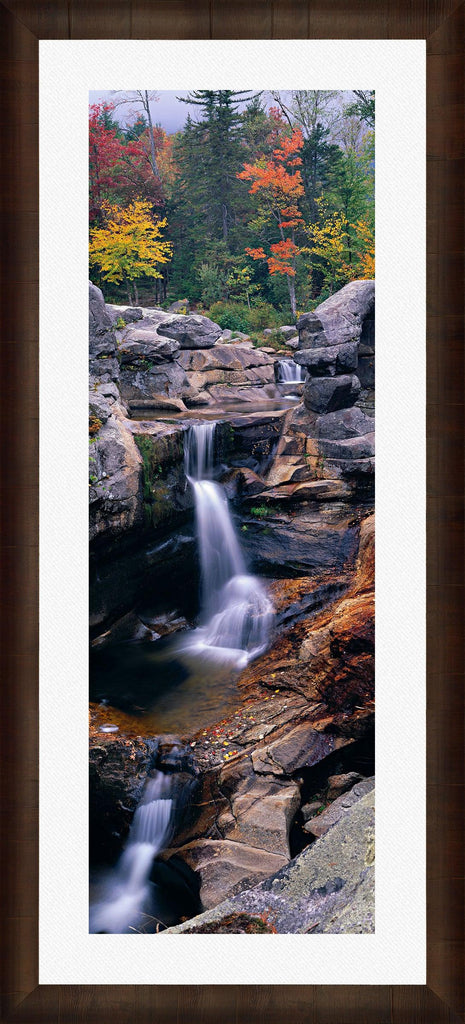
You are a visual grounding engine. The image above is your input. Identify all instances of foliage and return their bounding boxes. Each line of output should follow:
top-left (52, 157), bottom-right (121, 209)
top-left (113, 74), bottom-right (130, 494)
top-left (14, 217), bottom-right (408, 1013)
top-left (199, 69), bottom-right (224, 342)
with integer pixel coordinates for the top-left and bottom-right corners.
top-left (89, 200), bottom-right (172, 302)
top-left (207, 299), bottom-right (281, 334)
top-left (89, 90), bottom-right (375, 312)
top-left (238, 128), bottom-right (306, 317)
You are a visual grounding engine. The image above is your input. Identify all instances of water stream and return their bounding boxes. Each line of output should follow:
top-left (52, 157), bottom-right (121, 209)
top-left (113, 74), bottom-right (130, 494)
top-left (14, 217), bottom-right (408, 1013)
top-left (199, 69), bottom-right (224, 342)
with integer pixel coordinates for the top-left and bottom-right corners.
top-left (277, 358), bottom-right (305, 383)
top-left (90, 424), bottom-right (275, 931)
top-left (90, 770), bottom-right (174, 933)
top-left (178, 423), bottom-right (274, 669)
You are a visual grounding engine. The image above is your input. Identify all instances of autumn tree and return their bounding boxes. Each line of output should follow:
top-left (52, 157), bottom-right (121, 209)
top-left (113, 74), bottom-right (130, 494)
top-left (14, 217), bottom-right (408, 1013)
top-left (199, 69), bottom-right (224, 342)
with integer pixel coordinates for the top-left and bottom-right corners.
top-left (89, 200), bottom-right (172, 304)
top-left (89, 102), bottom-right (165, 222)
top-left (238, 127), bottom-right (305, 317)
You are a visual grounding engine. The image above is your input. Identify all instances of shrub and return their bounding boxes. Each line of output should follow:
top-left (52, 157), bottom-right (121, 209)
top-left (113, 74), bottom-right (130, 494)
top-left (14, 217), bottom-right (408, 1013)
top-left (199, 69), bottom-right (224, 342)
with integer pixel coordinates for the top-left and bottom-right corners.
top-left (207, 299), bottom-right (282, 334)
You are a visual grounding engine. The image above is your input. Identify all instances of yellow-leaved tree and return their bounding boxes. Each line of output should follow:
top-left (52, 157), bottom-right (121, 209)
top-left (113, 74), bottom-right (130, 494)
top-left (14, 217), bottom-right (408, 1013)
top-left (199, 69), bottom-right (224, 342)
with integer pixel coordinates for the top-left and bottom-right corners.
top-left (89, 199), bottom-right (172, 304)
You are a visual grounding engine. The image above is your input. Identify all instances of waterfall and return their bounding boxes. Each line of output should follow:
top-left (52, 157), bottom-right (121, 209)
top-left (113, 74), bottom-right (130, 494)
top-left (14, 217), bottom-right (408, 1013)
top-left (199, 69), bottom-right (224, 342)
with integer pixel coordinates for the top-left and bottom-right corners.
top-left (277, 358), bottom-right (305, 383)
top-left (89, 771), bottom-right (173, 933)
top-left (181, 423), bottom-right (273, 668)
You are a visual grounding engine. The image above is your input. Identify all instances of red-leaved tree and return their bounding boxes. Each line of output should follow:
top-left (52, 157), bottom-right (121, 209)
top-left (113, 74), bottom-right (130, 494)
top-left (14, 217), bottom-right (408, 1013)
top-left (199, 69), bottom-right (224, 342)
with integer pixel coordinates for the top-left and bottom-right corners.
top-left (237, 125), bottom-right (305, 317)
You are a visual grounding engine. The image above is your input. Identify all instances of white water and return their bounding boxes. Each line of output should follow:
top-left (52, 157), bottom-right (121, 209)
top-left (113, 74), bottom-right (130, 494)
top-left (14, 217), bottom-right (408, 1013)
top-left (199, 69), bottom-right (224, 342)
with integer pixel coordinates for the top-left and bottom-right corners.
top-left (180, 423), bottom-right (273, 668)
top-left (277, 358), bottom-right (305, 383)
top-left (89, 772), bottom-right (173, 933)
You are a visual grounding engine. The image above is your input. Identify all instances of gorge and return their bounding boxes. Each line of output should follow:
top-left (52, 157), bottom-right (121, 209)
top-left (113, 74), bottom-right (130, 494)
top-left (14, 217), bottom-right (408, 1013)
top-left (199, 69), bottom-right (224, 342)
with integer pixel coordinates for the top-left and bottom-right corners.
top-left (89, 277), bottom-right (375, 934)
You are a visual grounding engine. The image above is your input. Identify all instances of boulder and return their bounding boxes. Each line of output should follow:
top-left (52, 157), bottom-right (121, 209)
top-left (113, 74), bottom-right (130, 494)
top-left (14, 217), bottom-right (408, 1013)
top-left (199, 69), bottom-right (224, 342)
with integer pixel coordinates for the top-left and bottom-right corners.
top-left (318, 432), bottom-right (375, 461)
top-left (166, 788), bottom-right (375, 933)
top-left (315, 280), bottom-right (375, 347)
top-left (279, 325), bottom-right (297, 340)
top-left (296, 312), bottom-right (331, 350)
top-left (157, 313), bottom-right (222, 349)
top-left (239, 509), bottom-right (359, 575)
top-left (294, 342), bottom-right (358, 376)
top-left (118, 332), bottom-right (180, 364)
top-left (89, 281), bottom-right (116, 358)
top-left (301, 801), bottom-right (324, 822)
top-left (221, 467), bottom-right (265, 499)
top-left (128, 394), bottom-right (187, 413)
top-left (89, 406), bottom-right (143, 542)
top-left (177, 345), bottom-right (273, 373)
top-left (219, 763), bottom-right (300, 857)
top-left (304, 374), bottom-right (361, 414)
top-left (315, 407), bottom-right (374, 440)
top-left (168, 298), bottom-right (189, 313)
top-left (251, 721), bottom-right (350, 777)
top-left (118, 360), bottom-right (190, 402)
top-left (109, 306), bottom-right (144, 324)
top-left (165, 839), bottom-right (287, 910)
top-left (304, 777), bottom-right (374, 838)
top-left (326, 771), bottom-right (363, 802)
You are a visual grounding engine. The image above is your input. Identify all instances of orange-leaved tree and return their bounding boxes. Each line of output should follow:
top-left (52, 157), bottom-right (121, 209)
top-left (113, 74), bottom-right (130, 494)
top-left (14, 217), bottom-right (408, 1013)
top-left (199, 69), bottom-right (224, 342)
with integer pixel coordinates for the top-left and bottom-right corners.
top-left (237, 128), bottom-right (305, 318)
top-left (89, 199), bottom-right (172, 305)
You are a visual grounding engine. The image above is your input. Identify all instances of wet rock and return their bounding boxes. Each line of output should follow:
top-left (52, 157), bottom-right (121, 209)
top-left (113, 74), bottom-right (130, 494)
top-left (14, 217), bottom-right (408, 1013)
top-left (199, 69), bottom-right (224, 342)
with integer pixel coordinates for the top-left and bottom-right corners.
top-left (166, 788), bottom-right (375, 933)
top-left (239, 510), bottom-right (359, 576)
top-left (164, 839), bottom-right (287, 910)
top-left (89, 734), bottom-right (158, 862)
top-left (107, 305), bottom-right (144, 324)
top-left (304, 777), bottom-right (374, 838)
top-left (157, 313), bottom-right (222, 349)
top-left (221, 467), bottom-right (265, 499)
top-left (304, 374), bottom-right (361, 414)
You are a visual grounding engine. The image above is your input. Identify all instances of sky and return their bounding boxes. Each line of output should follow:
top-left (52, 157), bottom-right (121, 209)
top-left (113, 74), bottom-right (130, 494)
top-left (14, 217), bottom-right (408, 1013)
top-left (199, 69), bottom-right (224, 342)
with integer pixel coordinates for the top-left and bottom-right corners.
top-left (89, 90), bottom-right (199, 134)
top-left (88, 89), bottom-right (355, 136)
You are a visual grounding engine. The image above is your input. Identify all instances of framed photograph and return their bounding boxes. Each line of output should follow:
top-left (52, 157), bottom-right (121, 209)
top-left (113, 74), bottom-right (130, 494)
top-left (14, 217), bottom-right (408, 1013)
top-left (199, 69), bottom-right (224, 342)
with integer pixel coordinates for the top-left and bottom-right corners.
top-left (1, 2), bottom-right (463, 1022)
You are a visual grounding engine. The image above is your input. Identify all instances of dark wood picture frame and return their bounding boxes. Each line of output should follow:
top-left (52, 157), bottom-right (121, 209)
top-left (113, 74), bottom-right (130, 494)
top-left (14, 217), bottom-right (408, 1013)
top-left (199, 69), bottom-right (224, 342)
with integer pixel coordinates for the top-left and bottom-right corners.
top-left (1, 1), bottom-right (463, 1021)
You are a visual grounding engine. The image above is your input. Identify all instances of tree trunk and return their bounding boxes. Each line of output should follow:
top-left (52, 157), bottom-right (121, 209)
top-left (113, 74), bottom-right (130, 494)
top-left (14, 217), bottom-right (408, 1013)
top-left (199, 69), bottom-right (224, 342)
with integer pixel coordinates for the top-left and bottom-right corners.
top-left (133, 281), bottom-right (139, 305)
top-left (143, 90), bottom-right (160, 180)
top-left (222, 202), bottom-right (228, 243)
top-left (287, 275), bottom-right (297, 318)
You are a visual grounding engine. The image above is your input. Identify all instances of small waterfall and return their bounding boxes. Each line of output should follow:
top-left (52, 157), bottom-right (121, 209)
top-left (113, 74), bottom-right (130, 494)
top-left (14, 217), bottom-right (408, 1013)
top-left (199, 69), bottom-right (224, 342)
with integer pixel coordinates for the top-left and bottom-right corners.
top-left (184, 421), bottom-right (216, 480)
top-left (277, 358), bottom-right (305, 383)
top-left (89, 771), bottom-right (173, 934)
top-left (181, 423), bottom-right (273, 668)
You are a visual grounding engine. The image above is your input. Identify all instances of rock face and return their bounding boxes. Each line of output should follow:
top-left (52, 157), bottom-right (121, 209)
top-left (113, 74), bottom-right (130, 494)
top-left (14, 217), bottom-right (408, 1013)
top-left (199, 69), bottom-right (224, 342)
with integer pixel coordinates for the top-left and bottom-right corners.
top-left (166, 786), bottom-right (375, 933)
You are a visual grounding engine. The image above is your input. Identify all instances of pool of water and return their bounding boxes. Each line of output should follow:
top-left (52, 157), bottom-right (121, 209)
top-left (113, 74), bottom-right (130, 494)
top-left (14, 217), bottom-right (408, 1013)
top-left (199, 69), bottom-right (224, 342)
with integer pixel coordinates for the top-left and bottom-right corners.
top-left (129, 396), bottom-right (301, 422)
top-left (90, 631), bottom-right (247, 737)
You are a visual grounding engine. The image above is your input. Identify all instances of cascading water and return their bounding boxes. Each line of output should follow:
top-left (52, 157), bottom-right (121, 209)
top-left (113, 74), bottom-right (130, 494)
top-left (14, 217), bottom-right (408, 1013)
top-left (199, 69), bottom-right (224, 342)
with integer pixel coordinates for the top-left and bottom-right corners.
top-left (89, 771), bottom-right (173, 933)
top-left (181, 423), bottom-right (273, 669)
top-left (277, 358), bottom-right (305, 383)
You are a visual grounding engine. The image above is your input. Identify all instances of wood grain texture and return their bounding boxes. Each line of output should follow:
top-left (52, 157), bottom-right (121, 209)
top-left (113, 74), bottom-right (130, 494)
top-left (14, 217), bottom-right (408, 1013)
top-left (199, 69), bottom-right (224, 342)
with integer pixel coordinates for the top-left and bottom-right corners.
top-left (0, 0), bottom-right (463, 1021)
